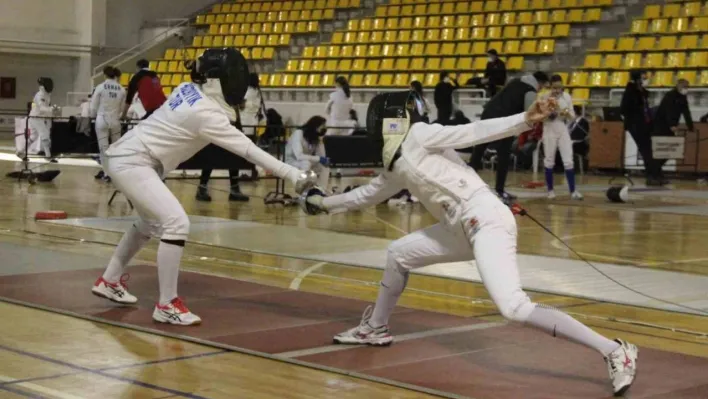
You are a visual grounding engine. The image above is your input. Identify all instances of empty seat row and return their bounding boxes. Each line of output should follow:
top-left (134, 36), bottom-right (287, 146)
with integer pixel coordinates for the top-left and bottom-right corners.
top-left (197, 33), bottom-right (291, 47)
top-left (582, 51), bottom-right (708, 69)
top-left (643, 2), bottom-right (707, 19)
top-left (629, 16), bottom-right (708, 34)
top-left (376, 0), bottom-right (611, 16)
top-left (299, 41), bottom-right (555, 58)
top-left (594, 34), bottom-right (708, 51)
top-left (346, 11), bottom-right (599, 30)
top-left (331, 25), bottom-right (570, 43)
top-left (572, 70), bottom-right (708, 87)
top-left (209, 0), bottom-right (358, 14)
top-left (207, 22), bottom-right (318, 35)
top-left (197, 9), bottom-right (334, 25)
top-left (285, 56), bottom-right (525, 72)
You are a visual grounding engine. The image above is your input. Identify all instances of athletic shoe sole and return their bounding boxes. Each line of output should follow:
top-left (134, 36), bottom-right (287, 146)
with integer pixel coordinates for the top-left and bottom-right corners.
top-left (91, 287), bottom-right (138, 305)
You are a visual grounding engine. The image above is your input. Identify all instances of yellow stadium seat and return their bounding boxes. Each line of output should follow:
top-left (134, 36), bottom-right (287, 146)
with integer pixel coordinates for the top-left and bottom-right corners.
top-left (441, 42), bottom-right (455, 55)
top-left (501, 12), bottom-right (516, 25)
top-left (281, 74), bottom-right (295, 87)
top-left (233, 35), bottom-right (245, 47)
top-left (370, 31), bottom-right (383, 42)
top-left (294, 74), bottom-right (308, 87)
top-left (521, 41), bottom-right (538, 54)
top-left (644, 5), bottom-right (661, 19)
top-left (666, 52), bottom-right (686, 68)
top-left (553, 24), bottom-right (570, 37)
top-left (394, 58), bottom-right (409, 70)
top-left (637, 37), bottom-right (656, 51)
top-left (488, 27), bottom-right (502, 39)
top-left (571, 88), bottom-right (589, 103)
top-left (663, 4), bottom-right (682, 18)
top-left (162, 86), bottom-right (172, 96)
top-left (538, 40), bottom-right (555, 54)
top-left (393, 73), bottom-right (409, 87)
top-left (596, 38), bottom-right (616, 51)
top-left (472, 42), bottom-right (488, 55)
top-left (623, 53), bottom-right (642, 69)
top-left (473, 57), bottom-right (488, 70)
top-left (517, 12), bottom-right (532, 25)
top-left (119, 73), bottom-right (130, 86)
top-left (651, 71), bottom-right (673, 87)
top-left (700, 70), bottom-right (708, 86)
top-left (471, 15), bottom-right (484, 27)
top-left (630, 20), bottom-right (648, 34)
top-left (676, 70), bottom-right (696, 85)
top-left (678, 35), bottom-right (699, 49)
top-left (428, 15), bottom-right (441, 28)
top-left (383, 30), bottom-right (397, 43)
top-left (156, 61), bottom-right (168, 73)
top-left (504, 41), bottom-right (520, 54)
top-left (426, 30), bottom-right (440, 42)
top-left (520, 25), bottom-right (535, 38)
top-left (349, 74), bottom-right (363, 86)
top-left (338, 59), bottom-right (352, 70)
top-left (651, 19), bottom-right (668, 34)
top-left (398, 30), bottom-right (411, 42)
top-left (468, 28), bottom-right (483, 40)
top-left (503, 26), bottom-right (518, 39)
top-left (657, 36), bottom-right (677, 50)
top-left (604, 54), bottom-right (622, 69)
top-left (378, 74), bottom-right (393, 86)
top-left (192, 36), bottom-right (203, 47)
top-left (485, 0), bottom-right (499, 12)
top-left (264, 47), bottom-right (275, 60)
top-left (683, 2), bottom-right (703, 17)
top-left (381, 44), bottom-right (395, 57)
top-left (425, 58), bottom-right (441, 70)
top-left (671, 17), bottom-right (690, 33)
top-left (609, 71), bottom-right (629, 87)
top-left (551, 10), bottom-right (566, 23)
top-left (375, 6), bottom-right (386, 17)
top-left (536, 24), bottom-right (552, 37)
top-left (224, 36), bottom-right (234, 47)
top-left (356, 31), bottom-right (369, 43)
top-left (507, 56), bottom-right (524, 70)
top-left (298, 59), bottom-right (312, 71)
top-left (164, 49), bottom-right (175, 60)
top-left (196, 15), bottom-right (206, 25)
top-left (412, 17), bottom-right (425, 29)
top-left (688, 51), bottom-right (707, 67)
top-left (212, 36), bottom-right (224, 47)
top-left (569, 9), bottom-right (584, 23)
top-left (487, 13), bottom-right (501, 25)
top-left (409, 58), bottom-right (423, 70)
top-left (470, 1), bottom-right (484, 13)
top-left (555, 72), bottom-right (569, 84)
top-left (500, 0), bottom-right (514, 10)
top-left (531, 0), bottom-right (544, 9)
top-left (425, 43), bottom-right (440, 55)
top-left (534, 11), bottom-right (549, 24)
top-left (644, 53), bottom-right (664, 68)
top-left (570, 72), bottom-right (588, 87)
top-left (368, 45), bottom-right (381, 57)
top-left (286, 60), bottom-right (299, 71)
top-left (324, 59), bottom-right (337, 70)
top-left (160, 74), bottom-right (171, 87)
top-left (617, 37), bottom-right (635, 51)
top-left (380, 58), bottom-right (395, 70)
top-left (424, 73), bottom-right (437, 87)
top-left (394, 44), bottom-right (409, 57)
top-left (691, 17), bottom-right (708, 32)
top-left (457, 57), bottom-right (472, 70)
top-left (352, 59), bottom-right (365, 71)
top-left (411, 43), bottom-right (424, 55)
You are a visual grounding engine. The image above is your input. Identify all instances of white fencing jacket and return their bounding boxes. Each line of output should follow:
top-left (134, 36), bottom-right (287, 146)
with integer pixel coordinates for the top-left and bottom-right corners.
top-left (91, 78), bottom-right (126, 119)
top-left (30, 88), bottom-right (52, 118)
top-left (322, 113), bottom-right (532, 233)
top-left (540, 91), bottom-right (575, 135)
top-left (106, 82), bottom-right (301, 183)
top-left (284, 129), bottom-right (325, 165)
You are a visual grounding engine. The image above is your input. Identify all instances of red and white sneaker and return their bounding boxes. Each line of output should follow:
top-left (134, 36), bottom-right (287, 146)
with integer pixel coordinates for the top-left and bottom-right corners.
top-left (152, 297), bottom-right (201, 326)
top-left (91, 274), bottom-right (138, 304)
top-left (605, 339), bottom-right (638, 396)
top-left (333, 306), bottom-right (393, 346)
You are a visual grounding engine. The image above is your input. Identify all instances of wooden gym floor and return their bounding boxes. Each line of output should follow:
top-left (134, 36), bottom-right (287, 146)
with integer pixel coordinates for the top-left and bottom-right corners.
top-left (1, 156), bottom-right (708, 398)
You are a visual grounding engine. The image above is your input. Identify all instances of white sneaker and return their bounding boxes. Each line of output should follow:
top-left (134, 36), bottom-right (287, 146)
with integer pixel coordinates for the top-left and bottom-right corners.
top-left (605, 339), bottom-right (638, 396)
top-left (333, 306), bottom-right (393, 346)
top-left (152, 297), bottom-right (202, 326)
top-left (571, 191), bottom-right (584, 200)
top-left (408, 195), bottom-right (419, 203)
top-left (547, 190), bottom-right (556, 200)
top-left (92, 274), bottom-right (138, 304)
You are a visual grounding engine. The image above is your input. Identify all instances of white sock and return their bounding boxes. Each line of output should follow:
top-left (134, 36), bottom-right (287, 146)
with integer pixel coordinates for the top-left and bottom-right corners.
top-left (157, 241), bottom-right (183, 305)
top-left (102, 224), bottom-right (151, 282)
top-left (526, 305), bottom-right (621, 356)
top-left (370, 261), bottom-right (409, 327)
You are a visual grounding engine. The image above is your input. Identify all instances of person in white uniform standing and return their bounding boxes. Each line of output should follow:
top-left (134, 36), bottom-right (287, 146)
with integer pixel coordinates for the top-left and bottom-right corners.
top-left (91, 49), bottom-right (317, 326)
top-left (301, 91), bottom-right (638, 396)
top-left (91, 66), bottom-right (126, 182)
top-left (325, 76), bottom-right (355, 136)
top-left (29, 77), bottom-right (55, 161)
top-left (285, 115), bottom-right (330, 189)
top-left (541, 75), bottom-right (583, 200)
top-left (240, 72), bottom-right (263, 136)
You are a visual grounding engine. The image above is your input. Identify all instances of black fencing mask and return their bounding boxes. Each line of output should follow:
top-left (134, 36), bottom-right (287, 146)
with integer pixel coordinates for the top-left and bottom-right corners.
top-left (606, 185), bottom-right (630, 203)
top-left (38, 77), bottom-right (53, 93)
top-left (192, 48), bottom-right (249, 106)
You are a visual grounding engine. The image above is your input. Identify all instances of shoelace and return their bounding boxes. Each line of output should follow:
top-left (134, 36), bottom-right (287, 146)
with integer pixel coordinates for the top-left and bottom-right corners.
top-left (359, 305), bottom-right (373, 329)
top-left (170, 297), bottom-right (189, 313)
top-left (118, 273), bottom-right (130, 289)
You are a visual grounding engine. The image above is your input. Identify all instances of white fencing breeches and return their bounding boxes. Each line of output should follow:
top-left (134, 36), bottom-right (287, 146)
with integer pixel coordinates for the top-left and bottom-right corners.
top-left (386, 190), bottom-right (534, 322)
top-left (96, 116), bottom-right (122, 171)
top-left (106, 153), bottom-right (190, 241)
top-left (542, 124), bottom-right (574, 170)
top-left (29, 117), bottom-right (51, 157)
top-left (288, 159), bottom-right (330, 189)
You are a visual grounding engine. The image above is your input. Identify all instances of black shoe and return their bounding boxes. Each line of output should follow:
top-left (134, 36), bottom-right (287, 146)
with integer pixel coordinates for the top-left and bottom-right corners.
top-left (497, 190), bottom-right (517, 203)
top-left (95, 170), bottom-right (105, 180)
top-left (196, 187), bottom-right (212, 202)
top-left (229, 191), bottom-right (250, 202)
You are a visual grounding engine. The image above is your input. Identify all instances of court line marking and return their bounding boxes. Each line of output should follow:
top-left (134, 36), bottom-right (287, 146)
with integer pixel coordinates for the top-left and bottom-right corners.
top-left (289, 262), bottom-right (328, 290)
top-left (276, 321), bottom-right (506, 358)
top-left (0, 384), bottom-right (44, 399)
top-left (0, 375), bottom-right (85, 399)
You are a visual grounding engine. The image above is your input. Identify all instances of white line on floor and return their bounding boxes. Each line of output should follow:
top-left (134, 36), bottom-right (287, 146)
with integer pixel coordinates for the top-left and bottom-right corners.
top-left (0, 374), bottom-right (87, 399)
top-left (276, 321), bottom-right (505, 358)
top-left (289, 262), bottom-right (327, 290)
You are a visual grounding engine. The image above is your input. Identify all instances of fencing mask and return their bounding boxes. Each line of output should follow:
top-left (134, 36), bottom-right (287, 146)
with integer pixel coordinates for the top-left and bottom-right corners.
top-left (38, 77), bottom-right (53, 94)
top-left (366, 90), bottom-right (424, 170)
top-left (191, 48), bottom-right (249, 106)
top-left (606, 185), bottom-right (630, 203)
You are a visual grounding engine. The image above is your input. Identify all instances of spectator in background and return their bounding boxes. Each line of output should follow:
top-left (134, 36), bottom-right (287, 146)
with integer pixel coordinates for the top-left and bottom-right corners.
top-left (483, 49), bottom-right (507, 97)
top-left (76, 94), bottom-right (91, 136)
top-left (241, 72), bottom-right (264, 136)
top-left (621, 69), bottom-right (660, 185)
top-left (122, 59), bottom-right (166, 120)
top-left (285, 115), bottom-right (330, 189)
top-left (325, 76), bottom-right (354, 136)
top-left (652, 78), bottom-right (694, 184)
top-left (570, 105), bottom-right (590, 162)
top-left (433, 71), bottom-right (459, 125)
top-left (410, 80), bottom-right (431, 122)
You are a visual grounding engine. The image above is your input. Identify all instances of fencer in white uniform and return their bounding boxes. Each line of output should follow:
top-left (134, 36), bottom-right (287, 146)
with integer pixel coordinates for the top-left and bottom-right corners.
top-left (240, 73), bottom-right (263, 136)
top-left (29, 78), bottom-right (54, 160)
top-left (302, 92), bottom-right (638, 396)
top-left (91, 66), bottom-right (126, 180)
top-left (325, 76), bottom-right (355, 136)
top-left (91, 49), bottom-right (317, 326)
top-left (541, 75), bottom-right (583, 200)
top-left (284, 115), bottom-right (330, 189)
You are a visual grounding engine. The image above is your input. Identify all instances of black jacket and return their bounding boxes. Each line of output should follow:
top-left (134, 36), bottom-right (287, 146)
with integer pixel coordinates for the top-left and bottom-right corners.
top-left (481, 77), bottom-right (536, 120)
top-left (620, 81), bottom-right (651, 129)
top-left (433, 80), bottom-right (458, 110)
top-left (653, 88), bottom-right (694, 134)
top-left (484, 59), bottom-right (507, 87)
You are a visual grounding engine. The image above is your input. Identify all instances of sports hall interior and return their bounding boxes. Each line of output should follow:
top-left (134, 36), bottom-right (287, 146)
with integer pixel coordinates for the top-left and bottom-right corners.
top-left (0, 0), bottom-right (708, 398)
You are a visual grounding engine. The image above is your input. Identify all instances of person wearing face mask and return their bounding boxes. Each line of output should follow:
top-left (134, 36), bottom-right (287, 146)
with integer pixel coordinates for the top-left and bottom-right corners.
top-left (483, 49), bottom-right (507, 98)
top-left (285, 115), bottom-right (330, 189)
top-left (325, 76), bottom-right (354, 136)
top-left (540, 75), bottom-right (583, 200)
top-left (434, 71), bottom-right (459, 125)
top-left (620, 69), bottom-right (660, 185)
top-left (469, 71), bottom-right (550, 202)
top-left (651, 79), bottom-right (694, 184)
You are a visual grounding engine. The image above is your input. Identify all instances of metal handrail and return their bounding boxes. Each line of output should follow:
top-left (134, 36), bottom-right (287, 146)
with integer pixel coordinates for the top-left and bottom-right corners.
top-left (609, 87), bottom-right (708, 105)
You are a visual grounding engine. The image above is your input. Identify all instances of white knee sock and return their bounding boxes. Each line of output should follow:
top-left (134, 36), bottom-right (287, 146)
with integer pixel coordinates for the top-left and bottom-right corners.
top-left (102, 224), bottom-right (151, 282)
top-left (370, 262), bottom-right (409, 327)
top-left (157, 240), bottom-right (184, 305)
top-left (526, 305), bottom-right (620, 356)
